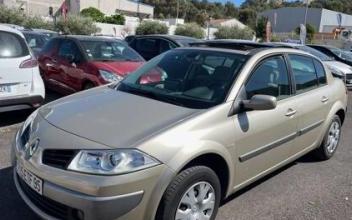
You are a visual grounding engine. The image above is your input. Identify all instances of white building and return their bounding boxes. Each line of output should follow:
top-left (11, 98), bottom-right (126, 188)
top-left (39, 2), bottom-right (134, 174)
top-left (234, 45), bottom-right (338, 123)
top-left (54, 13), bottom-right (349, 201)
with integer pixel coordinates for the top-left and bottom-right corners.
top-left (1, 0), bottom-right (62, 16)
top-left (209, 18), bottom-right (247, 29)
top-left (69, 0), bottom-right (154, 18)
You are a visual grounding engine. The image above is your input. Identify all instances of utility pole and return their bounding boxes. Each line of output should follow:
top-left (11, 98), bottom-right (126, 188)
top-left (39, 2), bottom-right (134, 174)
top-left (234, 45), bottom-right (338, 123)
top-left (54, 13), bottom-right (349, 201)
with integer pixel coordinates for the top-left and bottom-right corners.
top-left (176, 0), bottom-right (179, 24)
top-left (303, 0), bottom-right (309, 26)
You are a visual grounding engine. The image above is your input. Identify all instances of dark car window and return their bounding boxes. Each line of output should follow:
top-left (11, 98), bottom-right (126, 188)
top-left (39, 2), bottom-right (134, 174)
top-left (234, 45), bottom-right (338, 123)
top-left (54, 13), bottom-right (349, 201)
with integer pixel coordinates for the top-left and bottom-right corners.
top-left (159, 39), bottom-right (176, 53)
top-left (313, 59), bottom-right (327, 85)
top-left (135, 38), bottom-right (159, 60)
top-left (118, 49), bottom-right (248, 109)
top-left (0, 31), bottom-right (29, 58)
top-left (41, 38), bottom-right (59, 54)
top-left (246, 56), bottom-right (291, 100)
top-left (58, 40), bottom-right (82, 62)
top-left (23, 33), bottom-right (49, 49)
top-left (80, 39), bottom-right (144, 62)
top-left (289, 55), bottom-right (318, 94)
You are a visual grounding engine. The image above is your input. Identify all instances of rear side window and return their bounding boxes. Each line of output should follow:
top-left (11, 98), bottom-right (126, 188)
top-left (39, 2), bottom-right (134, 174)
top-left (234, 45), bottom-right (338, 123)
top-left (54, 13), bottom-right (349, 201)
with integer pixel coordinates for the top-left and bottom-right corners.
top-left (288, 55), bottom-right (318, 94)
top-left (313, 59), bottom-right (327, 85)
top-left (0, 31), bottom-right (29, 58)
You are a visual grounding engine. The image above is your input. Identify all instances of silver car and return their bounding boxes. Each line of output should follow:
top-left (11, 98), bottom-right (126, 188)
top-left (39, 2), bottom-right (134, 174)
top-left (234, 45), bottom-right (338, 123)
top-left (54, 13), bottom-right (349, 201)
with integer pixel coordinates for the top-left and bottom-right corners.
top-left (13, 47), bottom-right (347, 220)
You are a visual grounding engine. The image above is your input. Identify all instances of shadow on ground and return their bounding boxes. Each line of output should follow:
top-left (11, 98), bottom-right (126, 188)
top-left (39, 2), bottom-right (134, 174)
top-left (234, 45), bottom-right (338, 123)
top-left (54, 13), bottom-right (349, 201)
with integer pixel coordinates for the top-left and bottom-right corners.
top-left (0, 167), bottom-right (37, 219)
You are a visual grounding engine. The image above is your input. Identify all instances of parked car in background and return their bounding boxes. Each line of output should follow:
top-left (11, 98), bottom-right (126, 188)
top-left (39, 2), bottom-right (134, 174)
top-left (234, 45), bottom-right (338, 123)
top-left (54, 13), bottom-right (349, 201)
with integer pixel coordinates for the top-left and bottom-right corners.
top-left (21, 30), bottom-right (50, 58)
top-left (307, 44), bottom-right (352, 66)
top-left (32, 29), bottom-right (59, 39)
top-left (38, 35), bottom-right (145, 94)
top-left (0, 25), bottom-right (45, 113)
top-left (270, 42), bottom-right (352, 88)
top-left (125, 34), bottom-right (202, 60)
top-left (13, 46), bottom-right (347, 220)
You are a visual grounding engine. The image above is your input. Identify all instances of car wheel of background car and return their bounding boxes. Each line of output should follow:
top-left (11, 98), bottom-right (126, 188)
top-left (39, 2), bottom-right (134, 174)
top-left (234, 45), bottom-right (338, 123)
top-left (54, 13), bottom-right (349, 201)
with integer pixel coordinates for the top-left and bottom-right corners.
top-left (83, 82), bottom-right (95, 90)
top-left (315, 115), bottom-right (342, 160)
top-left (156, 166), bottom-right (221, 220)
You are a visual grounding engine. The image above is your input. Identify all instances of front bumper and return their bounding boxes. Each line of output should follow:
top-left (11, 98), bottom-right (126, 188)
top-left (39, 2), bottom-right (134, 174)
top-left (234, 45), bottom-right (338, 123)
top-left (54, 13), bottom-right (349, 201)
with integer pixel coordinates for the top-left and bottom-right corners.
top-left (12, 118), bottom-right (176, 220)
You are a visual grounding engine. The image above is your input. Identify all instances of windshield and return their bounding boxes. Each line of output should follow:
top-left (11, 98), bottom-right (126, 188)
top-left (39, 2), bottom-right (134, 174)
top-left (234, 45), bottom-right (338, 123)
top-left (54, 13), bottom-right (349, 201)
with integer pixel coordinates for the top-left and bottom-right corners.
top-left (329, 47), bottom-right (352, 62)
top-left (297, 45), bottom-right (333, 61)
top-left (80, 39), bottom-right (144, 62)
top-left (116, 49), bottom-right (248, 109)
top-left (0, 31), bottom-right (29, 58)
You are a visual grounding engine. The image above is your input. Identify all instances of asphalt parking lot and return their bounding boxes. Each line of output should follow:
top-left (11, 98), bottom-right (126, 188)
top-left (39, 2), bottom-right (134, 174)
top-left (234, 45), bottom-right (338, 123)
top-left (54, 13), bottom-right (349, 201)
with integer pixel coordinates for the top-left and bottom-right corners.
top-left (0, 92), bottom-right (351, 220)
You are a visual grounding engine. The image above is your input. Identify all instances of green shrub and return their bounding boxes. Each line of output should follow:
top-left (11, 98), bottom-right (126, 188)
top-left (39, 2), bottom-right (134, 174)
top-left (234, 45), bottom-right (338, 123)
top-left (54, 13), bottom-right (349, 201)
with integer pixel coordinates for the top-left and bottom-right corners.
top-left (295, 23), bottom-right (316, 43)
top-left (214, 26), bottom-right (254, 40)
top-left (81, 7), bottom-right (105, 22)
top-left (174, 23), bottom-right (205, 39)
top-left (0, 5), bottom-right (26, 25)
top-left (103, 14), bottom-right (125, 25)
top-left (135, 21), bottom-right (168, 35)
top-left (55, 15), bottom-right (100, 35)
top-left (23, 16), bottom-right (54, 30)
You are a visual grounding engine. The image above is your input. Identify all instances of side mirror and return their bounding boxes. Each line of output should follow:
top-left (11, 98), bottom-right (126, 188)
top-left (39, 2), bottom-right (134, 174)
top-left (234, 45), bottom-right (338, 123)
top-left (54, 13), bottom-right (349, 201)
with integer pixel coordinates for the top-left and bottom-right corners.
top-left (242, 95), bottom-right (277, 111)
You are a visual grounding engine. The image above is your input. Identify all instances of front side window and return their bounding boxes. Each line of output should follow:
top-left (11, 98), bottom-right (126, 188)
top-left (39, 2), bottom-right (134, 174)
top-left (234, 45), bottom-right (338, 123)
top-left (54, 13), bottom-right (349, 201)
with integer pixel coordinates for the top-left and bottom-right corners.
top-left (246, 56), bottom-right (291, 100)
top-left (117, 49), bottom-right (248, 109)
top-left (289, 55), bottom-right (318, 94)
top-left (80, 40), bottom-right (143, 62)
top-left (58, 40), bottom-right (82, 62)
top-left (0, 31), bottom-right (29, 58)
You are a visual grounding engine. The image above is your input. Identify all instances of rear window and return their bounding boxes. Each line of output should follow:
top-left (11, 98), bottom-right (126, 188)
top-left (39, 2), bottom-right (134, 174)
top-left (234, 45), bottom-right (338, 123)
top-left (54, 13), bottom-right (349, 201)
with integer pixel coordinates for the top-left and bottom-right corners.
top-left (0, 31), bottom-right (29, 58)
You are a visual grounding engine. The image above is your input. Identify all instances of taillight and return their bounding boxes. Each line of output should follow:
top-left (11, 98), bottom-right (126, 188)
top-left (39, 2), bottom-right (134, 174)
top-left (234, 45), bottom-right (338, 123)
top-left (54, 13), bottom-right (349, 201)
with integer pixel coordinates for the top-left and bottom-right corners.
top-left (19, 57), bottom-right (38, 68)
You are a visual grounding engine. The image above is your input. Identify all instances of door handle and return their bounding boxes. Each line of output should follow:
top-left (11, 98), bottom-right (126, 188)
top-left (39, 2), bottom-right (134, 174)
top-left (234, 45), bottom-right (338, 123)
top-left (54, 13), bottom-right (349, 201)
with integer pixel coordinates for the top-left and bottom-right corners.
top-left (285, 108), bottom-right (297, 117)
top-left (321, 96), bottom-right (329, 103)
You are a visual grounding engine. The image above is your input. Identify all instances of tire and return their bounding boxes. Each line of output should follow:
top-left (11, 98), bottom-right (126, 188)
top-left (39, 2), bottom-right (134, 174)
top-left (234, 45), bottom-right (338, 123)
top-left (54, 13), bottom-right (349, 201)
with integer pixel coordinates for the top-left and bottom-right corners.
top-left (156, 166), bottom-right (221, 220)
top-left (315, 115), bottom-right (342, 160)
top-left (83, 82), bottom-right (95, 90)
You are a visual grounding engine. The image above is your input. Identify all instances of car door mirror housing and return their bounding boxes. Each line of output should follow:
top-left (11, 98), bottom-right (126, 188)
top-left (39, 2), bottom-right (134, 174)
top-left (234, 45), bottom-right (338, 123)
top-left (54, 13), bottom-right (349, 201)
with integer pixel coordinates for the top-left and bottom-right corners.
top-left (242, 95), bottom-right (277, 111)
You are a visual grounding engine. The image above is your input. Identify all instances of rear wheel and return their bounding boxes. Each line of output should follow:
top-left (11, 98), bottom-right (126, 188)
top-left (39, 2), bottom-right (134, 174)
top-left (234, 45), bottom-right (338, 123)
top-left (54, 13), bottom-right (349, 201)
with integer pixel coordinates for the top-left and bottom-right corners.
top-left (156, 166), bottom-right (221, 220)
top-left (315, 115), bottom-right (342, 160)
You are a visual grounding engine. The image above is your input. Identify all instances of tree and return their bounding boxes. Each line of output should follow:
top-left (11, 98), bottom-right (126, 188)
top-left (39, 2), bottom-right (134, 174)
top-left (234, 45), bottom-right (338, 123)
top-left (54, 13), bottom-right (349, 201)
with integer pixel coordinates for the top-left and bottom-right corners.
top-left (295, 23), bottom-right (316, 43)
top-left (256, 16), bottom-right (268, 40)
top-left (103, 14), bottom-right (125, 25)
top-left (135, 21), bottom-right (168, 35)
top-left (238, 8), bottom-right (257, 29)
top-left (80, 7), bottom-right (105, 22)
top-left (0, 5), bottom-right (26, 25)
top-left (175, 23), bottom-right (205, 39)
top-left (56, 15), bottom-right (100, 35)
top-left (214, 26), bottom-right (254, 40)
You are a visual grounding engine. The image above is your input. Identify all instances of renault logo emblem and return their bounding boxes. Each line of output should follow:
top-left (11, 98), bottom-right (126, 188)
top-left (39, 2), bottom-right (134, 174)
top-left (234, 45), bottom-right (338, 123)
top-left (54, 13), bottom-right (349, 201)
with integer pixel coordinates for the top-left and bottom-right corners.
top-left (25, 139), bottom-right (40, 160)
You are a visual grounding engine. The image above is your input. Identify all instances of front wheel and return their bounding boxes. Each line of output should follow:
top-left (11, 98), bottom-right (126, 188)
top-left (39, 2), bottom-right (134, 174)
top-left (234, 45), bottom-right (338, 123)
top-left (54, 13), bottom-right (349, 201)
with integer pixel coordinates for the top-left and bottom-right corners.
top-left (156, 166), bottom-right (221, 220)
top-left (315, 115), bottom-right (342, 160)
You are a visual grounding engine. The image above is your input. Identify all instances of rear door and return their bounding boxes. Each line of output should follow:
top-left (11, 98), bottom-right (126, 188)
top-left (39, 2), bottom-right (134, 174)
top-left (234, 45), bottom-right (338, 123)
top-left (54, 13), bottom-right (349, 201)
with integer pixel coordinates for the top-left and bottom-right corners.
top-left (287, 54), bottom-right (331, 155)
top-left (0, 30), bottom-right (33, 98)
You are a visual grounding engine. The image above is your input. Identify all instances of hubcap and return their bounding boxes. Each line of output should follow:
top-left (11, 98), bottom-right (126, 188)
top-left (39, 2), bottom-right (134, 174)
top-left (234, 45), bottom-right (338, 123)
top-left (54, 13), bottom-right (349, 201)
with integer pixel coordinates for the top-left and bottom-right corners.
top-left (326, 121), bottom-right (340, 154)
top-left (175, 181), bottom-right (216, 220)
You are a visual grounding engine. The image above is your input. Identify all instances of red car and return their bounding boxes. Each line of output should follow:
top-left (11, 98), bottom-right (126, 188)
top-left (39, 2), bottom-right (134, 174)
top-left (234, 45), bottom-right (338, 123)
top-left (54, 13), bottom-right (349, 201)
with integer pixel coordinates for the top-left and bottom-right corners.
top-left (38, 36), bottom-right (145, 94)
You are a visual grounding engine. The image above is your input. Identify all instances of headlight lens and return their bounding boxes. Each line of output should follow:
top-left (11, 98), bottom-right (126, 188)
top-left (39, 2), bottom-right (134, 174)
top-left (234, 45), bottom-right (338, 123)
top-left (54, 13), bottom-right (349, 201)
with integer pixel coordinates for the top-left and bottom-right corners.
top-left (22, 109), bottom-right (38, 133)
top-left (68, 149), bottom-right (160, 175)
top-left (99, 70), bottom-right (123, 83)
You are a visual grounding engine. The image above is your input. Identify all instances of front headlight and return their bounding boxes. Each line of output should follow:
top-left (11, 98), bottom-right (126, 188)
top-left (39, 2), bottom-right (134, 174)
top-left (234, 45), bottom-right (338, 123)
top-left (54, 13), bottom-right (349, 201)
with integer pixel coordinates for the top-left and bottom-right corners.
top-left (68, 149), bottom-right (160, 175)
top-left (99, 70), bottom-right (123, 83)
top-left (328, 65), bottom-right (345, 77)
top-left (22, 109), bottom-right (38, 133)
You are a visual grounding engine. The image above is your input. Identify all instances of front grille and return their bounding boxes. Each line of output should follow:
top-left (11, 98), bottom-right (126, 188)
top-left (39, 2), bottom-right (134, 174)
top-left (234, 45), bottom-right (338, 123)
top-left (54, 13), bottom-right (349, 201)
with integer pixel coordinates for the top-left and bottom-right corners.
top-left (17, 174), bottom-right (82, 220)
top-left (346, 74), bottom-right (352, 80)
top-left (42, 150), bottom-right (77, 170)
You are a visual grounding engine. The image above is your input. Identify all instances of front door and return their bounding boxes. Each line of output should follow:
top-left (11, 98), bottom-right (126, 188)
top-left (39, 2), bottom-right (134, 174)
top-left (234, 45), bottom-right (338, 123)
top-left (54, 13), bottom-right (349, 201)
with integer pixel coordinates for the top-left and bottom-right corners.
top-left (233, 55), bottom-right (298, 186)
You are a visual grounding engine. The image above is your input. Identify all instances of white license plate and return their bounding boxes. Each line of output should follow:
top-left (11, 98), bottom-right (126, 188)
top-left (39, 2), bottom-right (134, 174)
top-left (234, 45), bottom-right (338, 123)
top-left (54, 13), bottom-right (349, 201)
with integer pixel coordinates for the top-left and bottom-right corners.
top-left (16, 163), bottom-right (43, 195)
top-left (0, 85), bottom-right (11, 93)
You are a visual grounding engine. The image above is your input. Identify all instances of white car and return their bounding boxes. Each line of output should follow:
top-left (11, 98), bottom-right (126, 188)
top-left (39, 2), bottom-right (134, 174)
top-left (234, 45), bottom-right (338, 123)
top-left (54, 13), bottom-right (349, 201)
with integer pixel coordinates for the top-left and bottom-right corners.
top-left (0, 25), bottom-right (45, 113)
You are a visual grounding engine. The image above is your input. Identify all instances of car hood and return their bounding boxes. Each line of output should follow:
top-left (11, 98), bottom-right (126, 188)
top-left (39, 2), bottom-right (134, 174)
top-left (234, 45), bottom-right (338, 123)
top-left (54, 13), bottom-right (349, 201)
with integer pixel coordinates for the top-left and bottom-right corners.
top-left (39, 86), bottom-right (199, 148)
top-left (91, 61), bottom-right (144, 76)
top-left (324, 61), bottom-right (352, 74)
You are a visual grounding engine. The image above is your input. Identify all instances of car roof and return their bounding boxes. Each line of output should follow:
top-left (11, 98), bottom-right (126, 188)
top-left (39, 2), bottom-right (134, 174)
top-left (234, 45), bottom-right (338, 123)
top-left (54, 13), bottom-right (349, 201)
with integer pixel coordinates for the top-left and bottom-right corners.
top-left (55, 35), bottom-right (124, 42)
top-left (21, 30), bottom-right (47, 36)
top-left (308, 44), bottom-right (337, 49)
top-left (190, 39), bottom-right (276, 51)
top-left (0, 24), bottom-right (25, 37)
top-left (128, 34), bottom-right (200, 42)
top-left (267, 42), bottom-right (303, 48)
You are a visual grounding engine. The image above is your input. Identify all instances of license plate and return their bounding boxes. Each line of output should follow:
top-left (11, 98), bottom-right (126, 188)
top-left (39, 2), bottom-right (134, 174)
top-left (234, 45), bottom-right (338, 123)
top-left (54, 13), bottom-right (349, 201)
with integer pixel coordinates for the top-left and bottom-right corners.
top-left (16, 163), bottom-right (43, 195)
top-left (0, 85), bottom-right (11, 93)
